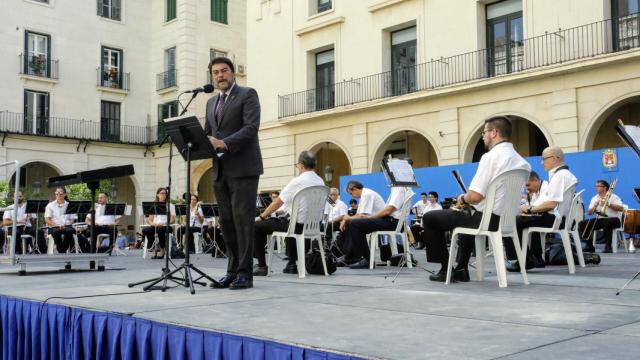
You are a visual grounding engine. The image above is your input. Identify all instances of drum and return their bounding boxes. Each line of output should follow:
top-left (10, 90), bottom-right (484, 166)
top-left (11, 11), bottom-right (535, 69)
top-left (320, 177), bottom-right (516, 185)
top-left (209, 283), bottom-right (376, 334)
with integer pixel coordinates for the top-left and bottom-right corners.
top-left (623, 209), bottom-right (640, 234)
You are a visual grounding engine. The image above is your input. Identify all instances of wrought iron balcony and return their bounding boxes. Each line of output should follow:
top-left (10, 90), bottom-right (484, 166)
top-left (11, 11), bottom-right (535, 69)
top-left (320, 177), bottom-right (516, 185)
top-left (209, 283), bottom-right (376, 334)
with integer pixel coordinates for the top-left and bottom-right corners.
top-left (96, 68), bottom-right (130, 91)
top-left (0, 111), bottom-right (159, 145)
top-left (156, 69), bottom-right (177, 91)
top-left (279, 14), bottom-right (640, 118)
top-left (19, 54), bottom-right (59, 79)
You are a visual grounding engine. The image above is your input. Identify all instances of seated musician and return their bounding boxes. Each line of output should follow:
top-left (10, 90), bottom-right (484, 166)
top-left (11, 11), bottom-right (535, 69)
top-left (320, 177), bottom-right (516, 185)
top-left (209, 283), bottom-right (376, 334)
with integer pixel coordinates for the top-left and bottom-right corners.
top-left (503, 146), bottom-right (578, 271)
top-left (522, 171), bottom-right (547, 207)
top-left (578, 180), bottom-right (624, 253)
top-left (253, 151), bottom-right (325, 276)
top-left (422, 116), bottom-right (531, 282)
top-left (410, 192), bottom-right (442, 250)
top-left (44, 187), bottom-right (79, 253)
top-left (2, 191), bottom-right (37, 254)
top-left (347, 199), bottom-right (358, 216)
top-left (142, 187), bottom-right (175, 259)
top-left (336, 180), bottom-right (388, 268)
top-left (323, 187), bottom-right (348, 244)
top-left (177, 195), bottom-right (204, 254)
top-left (85, 192), bottom-right (121, 252)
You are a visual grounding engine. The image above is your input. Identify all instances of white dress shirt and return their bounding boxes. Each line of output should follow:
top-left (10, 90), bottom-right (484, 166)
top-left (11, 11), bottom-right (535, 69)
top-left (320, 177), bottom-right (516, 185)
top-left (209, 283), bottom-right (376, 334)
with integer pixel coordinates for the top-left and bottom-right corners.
top-left (468, 142), bottom-right (531, 215)
top-left (386, 187), bottom-right (415, 220)
top-left (324, 199), bottom-right (348, 222)
top-left (44, 200), bottom-right (77, 226)
top-left (2, 203), bottom-right (34, 227)
top-left (535, 166), bottom-right (578, 217)
top-left (188, 206), bottom-right (205, 227)
top-left (356, 188), bottom-right (386, 216)
top-left (589, 193), bottom-right (623, 218)
top-left (279, 170), bottom-right (325, 223)
top-left (87, 203), bottom-right (121, 225)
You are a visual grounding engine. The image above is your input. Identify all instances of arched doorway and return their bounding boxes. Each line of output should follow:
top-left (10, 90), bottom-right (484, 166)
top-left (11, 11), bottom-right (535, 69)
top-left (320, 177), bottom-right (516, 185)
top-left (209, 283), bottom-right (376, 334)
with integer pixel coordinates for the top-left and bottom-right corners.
top-left (311, 142), bottom-right (351, 189)
top-left (9, 161), bottom-right (61, 199)
top-left (469, 116), bottom-right (549, 162)
top-left (110, 175), bottom-right (137, 238)
top-left (587, 96), bottom-right (640, 150)
top-left (197, 169), bottom-right (216, 203)
top-left (371, 130), bottom-right (437, 171)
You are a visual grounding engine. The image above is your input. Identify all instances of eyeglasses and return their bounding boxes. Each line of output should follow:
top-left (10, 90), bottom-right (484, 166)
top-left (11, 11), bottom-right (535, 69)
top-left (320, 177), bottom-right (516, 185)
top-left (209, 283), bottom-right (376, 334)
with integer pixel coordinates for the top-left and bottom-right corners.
top-left (329, 193), bottom-right (339, 196)
top-left (54, 192), bottom-right (64, 195)
top-left (541, 156), bottom-right (556, 162)
top-left (481, 128), bottom-right (495, 136)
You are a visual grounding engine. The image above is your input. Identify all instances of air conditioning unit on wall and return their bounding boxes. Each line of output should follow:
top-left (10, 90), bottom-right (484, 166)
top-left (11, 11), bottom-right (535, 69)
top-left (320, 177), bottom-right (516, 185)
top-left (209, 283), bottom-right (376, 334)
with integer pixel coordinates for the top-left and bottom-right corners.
top-left (237, 65), bottom-right (246, 75)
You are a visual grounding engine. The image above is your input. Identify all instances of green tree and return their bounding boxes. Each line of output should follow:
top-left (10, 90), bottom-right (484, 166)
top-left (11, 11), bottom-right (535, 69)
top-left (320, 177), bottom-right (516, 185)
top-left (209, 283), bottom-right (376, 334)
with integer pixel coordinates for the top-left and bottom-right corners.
top-left (67, 180), bottom-right (113, 201)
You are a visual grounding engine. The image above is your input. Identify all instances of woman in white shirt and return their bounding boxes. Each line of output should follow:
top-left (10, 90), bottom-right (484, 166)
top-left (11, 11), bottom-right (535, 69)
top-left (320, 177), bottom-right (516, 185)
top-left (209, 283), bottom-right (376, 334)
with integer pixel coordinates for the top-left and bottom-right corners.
top-left (142, 188), bottom-right (175, 259)
top-left (178, 195), bottom-right (204, 254)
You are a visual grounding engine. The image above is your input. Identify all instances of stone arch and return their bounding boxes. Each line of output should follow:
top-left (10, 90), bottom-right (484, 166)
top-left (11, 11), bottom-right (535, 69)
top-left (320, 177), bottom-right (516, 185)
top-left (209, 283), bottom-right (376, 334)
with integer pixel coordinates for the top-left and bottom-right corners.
top-left (8, 160), bottom-right (63, 198)
top-left (582, 92), bottom-right (640, 150)
top-left (309, 140), bottom-right (353, 189)
top-left (191, 160), bottom-right (216, 203)
top-left (462, 113), bottom-right (552, 163)
top-left (370, 128), bottom-right (439, 172)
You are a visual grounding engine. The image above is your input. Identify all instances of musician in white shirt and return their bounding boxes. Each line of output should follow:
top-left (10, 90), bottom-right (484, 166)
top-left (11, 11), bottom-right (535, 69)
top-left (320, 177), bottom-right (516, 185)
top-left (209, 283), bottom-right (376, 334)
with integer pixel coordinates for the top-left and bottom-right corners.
top-left (410, 192), bottom-right (442, 250)
top-left (504, 146), bottom-right (578, 271)
top-left (178, 194), bottom-right (205, 254)
top-left (2, 191), bottom-right (36, 254)
top-left (578, 180), bottom-right (624, 253)
top-left (85, 192), bottom-right (122, 252)
top-left (44, 187), bottom-right (78, 253)
top-left (142, 187), bottom-right (175, 259)
top-left (323, 187), bottom-right (348, 242)
top-left (422, 117), bottom-right (531, 282)
top-left (253, 151), bottom-right (325, 276)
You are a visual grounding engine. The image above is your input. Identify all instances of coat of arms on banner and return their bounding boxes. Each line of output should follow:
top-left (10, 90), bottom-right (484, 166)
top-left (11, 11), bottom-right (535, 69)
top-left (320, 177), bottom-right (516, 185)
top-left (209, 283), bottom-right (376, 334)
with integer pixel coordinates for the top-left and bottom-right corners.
top-left (601, 148), bottom-right (618, 172)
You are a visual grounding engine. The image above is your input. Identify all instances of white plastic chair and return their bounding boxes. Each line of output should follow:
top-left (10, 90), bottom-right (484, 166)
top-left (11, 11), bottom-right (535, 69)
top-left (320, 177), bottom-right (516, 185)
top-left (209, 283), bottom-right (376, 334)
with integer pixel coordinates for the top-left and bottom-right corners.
top-left (366, 195), bottom-right (414, 269)
top-left (446, 168), bottom-right (530, 288)
top-left (267, 185), bottom-right (329, 279)
top-left (592, 204), bottom-right (628, 253)
top-left (522, 186), bottom-right (585, 275)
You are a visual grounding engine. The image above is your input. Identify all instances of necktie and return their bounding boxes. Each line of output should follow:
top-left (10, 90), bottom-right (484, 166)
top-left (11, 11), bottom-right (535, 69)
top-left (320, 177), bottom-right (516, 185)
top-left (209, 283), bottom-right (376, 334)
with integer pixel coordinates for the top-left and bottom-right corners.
top-left (215, 93), bottom-right (227, 126)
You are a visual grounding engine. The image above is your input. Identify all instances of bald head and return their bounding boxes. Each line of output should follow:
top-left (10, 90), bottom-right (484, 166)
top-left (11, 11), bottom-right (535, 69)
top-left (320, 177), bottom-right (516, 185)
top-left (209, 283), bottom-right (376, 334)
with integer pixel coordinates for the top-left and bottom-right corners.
top-left (544, 146), bottom-right (564, 160)
top-left (541, 146), bottom-right (565, 171)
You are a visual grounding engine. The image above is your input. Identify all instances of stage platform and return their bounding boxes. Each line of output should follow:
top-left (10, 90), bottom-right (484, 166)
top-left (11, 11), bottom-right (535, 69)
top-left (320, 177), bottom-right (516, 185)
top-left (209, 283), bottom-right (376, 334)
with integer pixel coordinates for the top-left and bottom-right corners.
top-left (2, 247), bottom-right (640, 359)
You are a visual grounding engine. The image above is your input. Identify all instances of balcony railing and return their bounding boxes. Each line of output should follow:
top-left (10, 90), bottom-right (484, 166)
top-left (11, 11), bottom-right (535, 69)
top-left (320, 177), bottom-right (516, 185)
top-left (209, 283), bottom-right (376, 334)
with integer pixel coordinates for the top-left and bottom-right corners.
top-left (279, 14), bottom-right (640, 118)
top-left (156, 69), bottom-right (177, 91)
top-left (0, 111), bottom-right (159, 145)
top-left (96, 68), bottom-right (130, 91)
top-left (19, 54), bottom-right (59, 79)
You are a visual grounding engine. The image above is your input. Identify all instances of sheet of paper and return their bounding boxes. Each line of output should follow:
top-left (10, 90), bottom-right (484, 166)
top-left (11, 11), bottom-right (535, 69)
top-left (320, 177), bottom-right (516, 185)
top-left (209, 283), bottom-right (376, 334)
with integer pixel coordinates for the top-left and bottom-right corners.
top-left (387, 159), bottom-right (416, 183)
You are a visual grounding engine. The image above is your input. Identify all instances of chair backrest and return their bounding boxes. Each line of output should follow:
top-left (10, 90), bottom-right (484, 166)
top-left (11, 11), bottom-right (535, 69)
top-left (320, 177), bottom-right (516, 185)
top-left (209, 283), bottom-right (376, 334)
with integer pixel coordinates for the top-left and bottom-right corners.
top-left (565, 189), bottom-right (585, 231)
top-left (480, 168), bottom-right (529, 232)
top-left (286, 185), bottom-right (329, 237)
top-left (550, 184), bottom-right (577, 230)
top-left (393, 195), bottom-right (414, 233)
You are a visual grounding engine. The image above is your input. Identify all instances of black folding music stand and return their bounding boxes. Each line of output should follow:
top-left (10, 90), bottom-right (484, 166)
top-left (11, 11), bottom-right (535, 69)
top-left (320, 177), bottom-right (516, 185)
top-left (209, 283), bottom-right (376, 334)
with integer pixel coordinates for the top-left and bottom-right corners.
top-left (23, 200), bottom-right (49, 254)
top-left (200, 203), bottom-right (224, 256)
top-left (132, 115), bottom-right (219, 294)
top-left (101, 203), bottom-right (126, 251)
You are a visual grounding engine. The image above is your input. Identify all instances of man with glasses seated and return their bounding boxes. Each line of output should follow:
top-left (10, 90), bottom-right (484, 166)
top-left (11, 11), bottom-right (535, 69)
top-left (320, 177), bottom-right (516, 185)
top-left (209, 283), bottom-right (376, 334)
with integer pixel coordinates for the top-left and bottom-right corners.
top-left (503, 146), bottom-right (577, 272)
top-left (323, 187), bottom-right (348, 246)
top-left (422, 116), bottom-right (531, 282)
top-left (577, 180), bottom-right (624, 253)
top-left (44, 187), bottom-right (78, 254)
top-left (336, 180), bottom-right (389, 268)
top-left (253, 151), bottom-right (325, 276)
top-left (85, 192), bottom-right (122, 253)
top-left (2, 191), bottom-right (37, 254)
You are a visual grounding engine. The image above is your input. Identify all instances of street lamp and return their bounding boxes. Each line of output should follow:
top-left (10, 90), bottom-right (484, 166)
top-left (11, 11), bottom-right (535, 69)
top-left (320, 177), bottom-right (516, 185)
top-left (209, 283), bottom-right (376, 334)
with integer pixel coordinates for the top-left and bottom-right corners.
top-left (32, 180), bottom-right (41, 195)
top-left (110, 183), bottom-right (118, 200)
top-left (324, 165), bottom-right (334, 184)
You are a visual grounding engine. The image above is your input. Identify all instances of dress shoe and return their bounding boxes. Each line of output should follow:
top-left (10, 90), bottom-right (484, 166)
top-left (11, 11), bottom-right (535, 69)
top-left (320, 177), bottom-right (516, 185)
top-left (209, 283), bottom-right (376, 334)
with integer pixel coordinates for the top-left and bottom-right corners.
top-left (452, 268), bottom-right (470, 282)
top-left (336, 255), bottom-right (352, 267)
top-left (210, 275), bottom-right (236, 289)
top-left (349, 258), bottom-right (370, 269)
top-left (283, 263), bottom-right (298, 274)
top-left (602, 247), bottom-right (613, 253)
top-left (429, 269), bottom-right (453, 282)
top-left (583, 245), bottom-right (596, 253)
top-left (253, 265), bottom-right (268, 276)
top-left (229, 276), bottom-right (253, 290)
top-left (505, 259), bottom-right (534, 273)
top-left (533, 254), bottom-right (546, 268)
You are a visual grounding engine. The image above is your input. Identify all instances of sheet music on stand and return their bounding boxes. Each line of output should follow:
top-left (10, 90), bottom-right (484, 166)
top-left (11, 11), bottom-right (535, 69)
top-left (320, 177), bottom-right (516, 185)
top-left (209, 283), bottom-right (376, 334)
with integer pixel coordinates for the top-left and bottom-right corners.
top-left (381, 158), bottom-right (419, 187)
top-left (616, 120), bottom-right (640, 158)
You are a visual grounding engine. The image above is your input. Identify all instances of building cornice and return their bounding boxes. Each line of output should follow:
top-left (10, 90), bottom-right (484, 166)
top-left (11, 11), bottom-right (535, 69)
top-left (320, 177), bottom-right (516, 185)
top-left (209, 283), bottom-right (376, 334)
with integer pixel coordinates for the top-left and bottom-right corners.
top-left (368, 0), bottom-right (410, 13)
top-left (295, 16), bottom-right (345, 36)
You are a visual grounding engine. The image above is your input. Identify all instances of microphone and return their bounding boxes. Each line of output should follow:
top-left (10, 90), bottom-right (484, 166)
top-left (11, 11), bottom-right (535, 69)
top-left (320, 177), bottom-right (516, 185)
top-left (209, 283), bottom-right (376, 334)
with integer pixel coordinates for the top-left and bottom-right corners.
top-left (185, 84), bottom-right (215, 94)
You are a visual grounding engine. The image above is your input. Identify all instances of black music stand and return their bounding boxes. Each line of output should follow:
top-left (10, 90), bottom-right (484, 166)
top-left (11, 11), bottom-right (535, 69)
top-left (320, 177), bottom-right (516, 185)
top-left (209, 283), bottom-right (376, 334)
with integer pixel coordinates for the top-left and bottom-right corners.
top-left (101, 203), bottom-right (126, 251)
top-left (133, 115), bottom-right (219, 294)
top-left (200, 203), bottom-right (223, 256)
top-left (66, 201), bottom-right (91, 253)
top-left (24, 200), bottom-right (49, 254)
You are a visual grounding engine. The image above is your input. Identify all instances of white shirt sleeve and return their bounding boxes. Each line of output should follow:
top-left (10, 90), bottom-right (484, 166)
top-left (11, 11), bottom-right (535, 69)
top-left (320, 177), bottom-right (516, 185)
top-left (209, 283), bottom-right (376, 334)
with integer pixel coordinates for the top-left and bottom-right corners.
top-left (468, 156), bottom-right (491, 197)
top-left (357, 189), bottom-right (374, 215)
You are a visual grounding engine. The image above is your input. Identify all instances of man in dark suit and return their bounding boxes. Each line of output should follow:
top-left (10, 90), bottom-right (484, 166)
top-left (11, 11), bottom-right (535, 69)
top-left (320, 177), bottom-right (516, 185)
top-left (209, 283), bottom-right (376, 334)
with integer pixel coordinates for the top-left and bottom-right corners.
top-left (205, 57), bottom-right (263, 290)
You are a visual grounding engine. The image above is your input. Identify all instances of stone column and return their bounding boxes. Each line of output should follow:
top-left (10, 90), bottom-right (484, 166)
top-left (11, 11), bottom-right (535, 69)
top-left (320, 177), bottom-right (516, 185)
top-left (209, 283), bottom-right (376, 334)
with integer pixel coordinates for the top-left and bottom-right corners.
top-left (551, 89), bottom-right (579, 152)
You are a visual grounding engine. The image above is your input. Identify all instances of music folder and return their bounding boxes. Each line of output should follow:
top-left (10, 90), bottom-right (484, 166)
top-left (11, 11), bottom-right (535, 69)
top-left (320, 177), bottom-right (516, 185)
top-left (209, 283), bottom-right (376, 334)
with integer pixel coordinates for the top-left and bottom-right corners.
top-left (381, 158), bottom-right (419, 187)
top-left (103, 203), bottom-right (126, 216)
top-left (200, 203), bottom-right (219, 218)
top-left (163, 115), bottom-right (216, 162)
top-left (24, 200), bottom-right (50, 214)
top-left (141, 202), bottom-right (168, 216)
top-left (65, 201), bottom-right (92, 215)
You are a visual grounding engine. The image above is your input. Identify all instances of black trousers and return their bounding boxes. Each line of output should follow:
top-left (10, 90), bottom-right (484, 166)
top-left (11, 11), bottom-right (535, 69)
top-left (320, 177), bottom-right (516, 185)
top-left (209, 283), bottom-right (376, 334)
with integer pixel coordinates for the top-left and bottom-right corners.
top-left (214, 175), bottom-right (259, 278)
top-left (577, 217), bottom-right (621, 247)
top-left (177, 226), bottom-right (202, 253)
top-left (422, 209), bottom-right (500, 268)
top-left (0, 228), bottom-right (5, 253)
top-left (410, 224), bottom-right (423, 244)
top-left (324, 220), bottom-right (342, 244)
top-left (7, 226), bottom-right (37, 254)
top-left (49, 226), bottom-right (76, 253)
top-left (342, 216), bottom-right (398, 260)
top-left (142, 226), bottom-right (172, 249)
top-left (92, 225), bottom-right (117, 250)
top-left (253, 217), bottom-right (304, 266)
top-left (503, 213), bottom-right (556, 260)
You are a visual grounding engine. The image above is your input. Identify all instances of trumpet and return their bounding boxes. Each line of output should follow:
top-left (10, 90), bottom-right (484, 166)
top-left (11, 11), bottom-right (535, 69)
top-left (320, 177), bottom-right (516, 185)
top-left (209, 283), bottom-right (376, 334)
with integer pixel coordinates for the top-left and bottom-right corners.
top-left (580, 178), bottom-right (618, 240)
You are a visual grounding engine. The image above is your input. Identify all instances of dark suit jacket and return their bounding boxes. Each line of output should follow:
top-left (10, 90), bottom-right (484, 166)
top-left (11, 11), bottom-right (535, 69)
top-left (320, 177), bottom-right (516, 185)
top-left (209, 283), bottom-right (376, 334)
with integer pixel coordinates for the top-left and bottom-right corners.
top-left (204, 84), bottom-right (263, 181)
